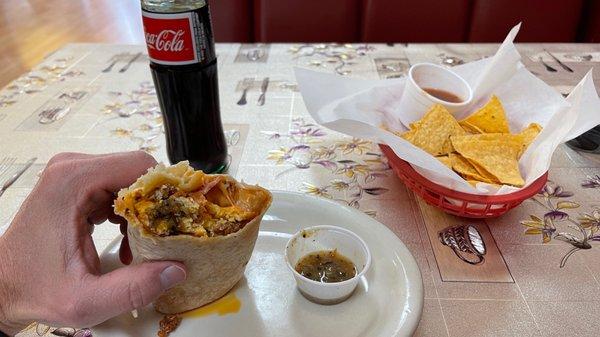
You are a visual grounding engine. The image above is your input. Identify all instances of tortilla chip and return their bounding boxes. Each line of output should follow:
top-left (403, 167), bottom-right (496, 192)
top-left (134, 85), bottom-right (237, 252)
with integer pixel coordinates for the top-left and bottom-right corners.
top-left (466, 179), bottom-right (501, 188)
top-left (436, 155), bottom-right (453, 169)
top-left (467, 159), bottom-right (503, 183)
top-left (441, 139), bottom-right (455, 154)
top-left (451, 135), bottom-right (524, 187)
top-left (400, 129), bottom-right (416, 142)
top-left (449, 152), bottom-right (478, 176)
top-left (517, 123), bottom-right (542, 156)
top-left (449, 153), bottom-right (498, 184)
top-left (401, 104), bottom-right (465, 156)
top-left (459, 95), bottom-right (510, 133)
top-left (409, 121), bottom-right (421, 130)
top-left (467, 180), bottom-right (481, 187)
top-left (461, 127), bottom-right (541, 159)
top-left (450, 133), bottom-right (525, 154)
top-left (460, 121), bottom-right (484, 134)
top-left (457, 133), bottom-right (523, 143)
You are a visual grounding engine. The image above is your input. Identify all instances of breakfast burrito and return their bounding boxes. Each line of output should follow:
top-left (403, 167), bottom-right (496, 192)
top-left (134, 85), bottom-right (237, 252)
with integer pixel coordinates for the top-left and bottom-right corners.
top-left (114, 161), bottom-right (272, 314)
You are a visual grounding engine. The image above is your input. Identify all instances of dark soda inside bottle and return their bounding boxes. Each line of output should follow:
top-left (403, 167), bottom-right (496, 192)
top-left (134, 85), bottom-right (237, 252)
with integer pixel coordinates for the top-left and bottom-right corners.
top-left (150, 59), bottom-right (228, 173)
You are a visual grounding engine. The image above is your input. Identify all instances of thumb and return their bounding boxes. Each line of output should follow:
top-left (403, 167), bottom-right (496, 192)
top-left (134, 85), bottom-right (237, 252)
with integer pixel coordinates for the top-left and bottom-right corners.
top-left (77, 262), bottom-right (186, 324)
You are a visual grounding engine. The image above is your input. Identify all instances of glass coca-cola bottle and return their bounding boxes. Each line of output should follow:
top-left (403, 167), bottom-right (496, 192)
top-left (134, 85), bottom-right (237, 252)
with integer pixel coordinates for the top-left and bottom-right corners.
top-left (141, 0), bottom-right (228, 173)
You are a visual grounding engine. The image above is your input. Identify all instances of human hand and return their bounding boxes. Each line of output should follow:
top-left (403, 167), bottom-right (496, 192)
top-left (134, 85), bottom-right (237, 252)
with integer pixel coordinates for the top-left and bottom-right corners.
top-left (0, 152), bottom-right (187, 336)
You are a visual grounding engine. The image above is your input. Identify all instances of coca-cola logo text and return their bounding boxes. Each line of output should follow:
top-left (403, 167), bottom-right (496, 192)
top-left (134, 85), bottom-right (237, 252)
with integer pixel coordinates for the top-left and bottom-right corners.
top-left (142, 12), bottom-right (198, 64)
top-left (145, 30), bottom-right (185, 52)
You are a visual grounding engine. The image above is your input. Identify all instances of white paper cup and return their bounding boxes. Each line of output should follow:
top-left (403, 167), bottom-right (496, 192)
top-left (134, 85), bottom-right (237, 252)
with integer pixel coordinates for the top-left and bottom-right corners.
top-left (397, 63), bottom-right (473, 126)
top-left (285, 225), bottom-right (371, 305)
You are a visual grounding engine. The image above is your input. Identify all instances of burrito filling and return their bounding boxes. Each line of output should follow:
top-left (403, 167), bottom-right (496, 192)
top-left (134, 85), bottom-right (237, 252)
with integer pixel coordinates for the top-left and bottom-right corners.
top-left (130, 177), bottom-right (262, 237)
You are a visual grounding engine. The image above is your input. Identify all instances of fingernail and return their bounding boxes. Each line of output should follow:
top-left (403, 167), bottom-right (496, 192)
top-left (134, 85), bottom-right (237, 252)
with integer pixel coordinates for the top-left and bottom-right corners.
top-left (160, 265), bottom-right (186, 290)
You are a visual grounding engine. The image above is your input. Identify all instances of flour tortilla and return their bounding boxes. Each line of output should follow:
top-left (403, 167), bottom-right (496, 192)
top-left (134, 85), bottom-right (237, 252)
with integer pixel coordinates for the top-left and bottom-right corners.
top-left (114, 161), bottom-right (272, 314)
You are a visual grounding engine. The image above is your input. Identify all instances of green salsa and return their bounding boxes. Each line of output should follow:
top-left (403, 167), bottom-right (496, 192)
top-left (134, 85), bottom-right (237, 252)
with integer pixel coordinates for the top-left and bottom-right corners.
top-left (295, 250), bottom-right (357, 283)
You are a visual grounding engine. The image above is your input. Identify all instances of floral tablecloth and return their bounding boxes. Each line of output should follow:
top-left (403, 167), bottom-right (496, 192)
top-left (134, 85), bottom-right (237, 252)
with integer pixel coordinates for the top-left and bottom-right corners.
top-left (1, 42), bottom-right (600, 337)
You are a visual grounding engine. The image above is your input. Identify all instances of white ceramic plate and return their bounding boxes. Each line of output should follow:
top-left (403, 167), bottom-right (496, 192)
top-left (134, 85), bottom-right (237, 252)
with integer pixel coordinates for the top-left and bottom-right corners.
top-left (96, 191), bottom-right (423, 337)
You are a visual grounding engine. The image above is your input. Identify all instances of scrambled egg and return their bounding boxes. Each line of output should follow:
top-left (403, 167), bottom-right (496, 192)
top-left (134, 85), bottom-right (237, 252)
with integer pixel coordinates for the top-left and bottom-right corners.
top-left (132, 182), bottom-right (257, 237)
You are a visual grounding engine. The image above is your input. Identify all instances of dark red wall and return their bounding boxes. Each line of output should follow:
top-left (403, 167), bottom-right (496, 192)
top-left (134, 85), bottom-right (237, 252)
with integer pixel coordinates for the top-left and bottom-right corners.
top-left (208, 0), bottom-right (597, 43)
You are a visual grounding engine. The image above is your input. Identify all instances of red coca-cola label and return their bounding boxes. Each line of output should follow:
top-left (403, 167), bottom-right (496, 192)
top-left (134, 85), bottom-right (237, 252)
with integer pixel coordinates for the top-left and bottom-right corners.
top-left (142, 11), bottom-right (201, 65)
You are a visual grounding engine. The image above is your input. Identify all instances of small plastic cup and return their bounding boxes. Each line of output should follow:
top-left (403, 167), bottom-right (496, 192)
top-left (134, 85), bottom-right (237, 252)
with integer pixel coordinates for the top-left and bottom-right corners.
top-left (285, 225), bottom-right (371, 305)
top-left (396, 62), bottom-right (473, 127)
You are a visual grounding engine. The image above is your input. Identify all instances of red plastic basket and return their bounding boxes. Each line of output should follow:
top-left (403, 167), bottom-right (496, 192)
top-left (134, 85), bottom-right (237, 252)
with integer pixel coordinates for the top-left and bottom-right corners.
top-left (379, 145), bottom-right (548, 218)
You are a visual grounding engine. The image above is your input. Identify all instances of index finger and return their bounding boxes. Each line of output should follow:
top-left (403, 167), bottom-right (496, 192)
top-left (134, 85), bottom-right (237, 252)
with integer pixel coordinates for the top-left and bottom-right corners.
top-left (75, 151), bottom-right (157, 221)
top-left (81, 151), bottom-right (157, 194)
